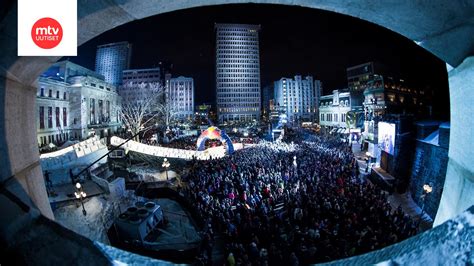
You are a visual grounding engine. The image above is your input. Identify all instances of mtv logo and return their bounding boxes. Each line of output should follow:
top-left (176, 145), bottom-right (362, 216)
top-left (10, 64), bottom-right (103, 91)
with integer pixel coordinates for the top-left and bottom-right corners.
top-left (18, 0), bottom-right (77, 56)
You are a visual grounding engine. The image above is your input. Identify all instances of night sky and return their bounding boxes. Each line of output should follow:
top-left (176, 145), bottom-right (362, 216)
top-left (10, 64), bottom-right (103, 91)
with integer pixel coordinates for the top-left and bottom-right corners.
top-left (68, 4), bottom-right (449, 119)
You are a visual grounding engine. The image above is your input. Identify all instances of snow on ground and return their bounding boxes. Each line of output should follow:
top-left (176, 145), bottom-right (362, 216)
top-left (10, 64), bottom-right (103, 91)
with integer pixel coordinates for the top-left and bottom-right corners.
top-left (53, 191), bottom-right (201, 251)
top-left (95, 242), bottom-right (178, 266)
top-left (385, 207), bottom-right (474, 266)
top-left (128, 165), bottom-right (179, 182)
top-left (54, 190), bottom-right (143, 244)
top-left (129, 165), bottom-right (161, 179)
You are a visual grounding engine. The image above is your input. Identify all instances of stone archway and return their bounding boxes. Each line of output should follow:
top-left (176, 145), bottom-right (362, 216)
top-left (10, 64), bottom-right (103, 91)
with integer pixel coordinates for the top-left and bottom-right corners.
top-left (0, 0), bottom-right (473, 263)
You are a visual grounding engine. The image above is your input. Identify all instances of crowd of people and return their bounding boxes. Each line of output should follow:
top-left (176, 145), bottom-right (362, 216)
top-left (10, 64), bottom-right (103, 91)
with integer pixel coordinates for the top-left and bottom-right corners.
top-left (143, 131), bottom-right (260, 150)
top-left (158, 136), bottom-right (200, 150)
top-left (182, 130), bottom-right (417, 265)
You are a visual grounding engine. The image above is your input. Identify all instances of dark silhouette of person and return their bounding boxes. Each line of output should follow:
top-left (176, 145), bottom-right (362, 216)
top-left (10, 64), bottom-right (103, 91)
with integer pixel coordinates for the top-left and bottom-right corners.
top-left (69, 169), bottom-right (75, 185)
top-left (44, 170), bottom-right (52, 192)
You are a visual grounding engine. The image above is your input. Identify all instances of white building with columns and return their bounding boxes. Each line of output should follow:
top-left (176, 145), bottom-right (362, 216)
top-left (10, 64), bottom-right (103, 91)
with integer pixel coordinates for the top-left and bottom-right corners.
top-left (37, 61), bottom-right (124, 147)
top-left (319, 89), bottom-right (352, 130)
top-left (68, 75), bottom-right (122, 140)
top-left (36, 77), bottom-right (71, 147)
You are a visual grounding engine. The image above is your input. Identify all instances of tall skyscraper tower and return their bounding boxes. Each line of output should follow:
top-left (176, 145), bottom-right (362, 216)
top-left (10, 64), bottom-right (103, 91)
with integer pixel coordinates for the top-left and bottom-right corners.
top-left (95, 41), bottom-right (132, 86)
top-left (215, 23), bottom-right (261, 123)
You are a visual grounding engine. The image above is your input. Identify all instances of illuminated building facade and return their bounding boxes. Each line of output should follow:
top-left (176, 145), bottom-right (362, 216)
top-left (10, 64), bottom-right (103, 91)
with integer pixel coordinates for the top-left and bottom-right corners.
top-left (215, 23), bottom-right (261, 123)
top-left (319, 89), bottom-right (352, 130)
top-left (120, 68), bottom-right (163, 106)
top-left (36, 77), bottom-right (71, 147)
top-left (68, 75), bottom-right (122, 140)
top-left (274, 75), bottom-right (319, 123)
top-left (36, 62), bottom-right (122, 146)
top-left (166, 76), bottom-right (195, 121)
top-left (95, 41), bottom-right (132, 86)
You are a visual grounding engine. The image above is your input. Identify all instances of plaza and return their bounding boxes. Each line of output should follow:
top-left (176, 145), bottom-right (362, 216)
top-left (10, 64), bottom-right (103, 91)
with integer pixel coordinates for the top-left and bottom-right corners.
top-left (0, 1), bottom-right (473, 265)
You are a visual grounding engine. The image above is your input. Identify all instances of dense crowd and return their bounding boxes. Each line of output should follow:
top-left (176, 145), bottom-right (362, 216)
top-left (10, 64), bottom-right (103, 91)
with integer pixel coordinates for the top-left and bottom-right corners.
top-left (159, 136), bottom-right (200, 150)
top-left (183, 130), bottom-right (416, 265)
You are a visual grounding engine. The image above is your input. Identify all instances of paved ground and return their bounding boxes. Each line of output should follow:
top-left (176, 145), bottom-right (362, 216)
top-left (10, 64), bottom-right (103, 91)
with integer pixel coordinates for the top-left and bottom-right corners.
top-left (151, 198), bottom-right (201, 249)
top-left (386, 193), bottom-right (433, 231)
top-left (211, 234), bottom-right (226, 266)
top-left (352, 142), bottom-right (371, 175)
top-left (351, 142), bottom-right (433, 231)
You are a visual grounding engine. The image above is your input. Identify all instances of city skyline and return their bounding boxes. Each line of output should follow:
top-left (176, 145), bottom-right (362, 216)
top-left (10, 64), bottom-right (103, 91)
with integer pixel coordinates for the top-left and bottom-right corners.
top-left (66, 4), bottom-right (449, 119)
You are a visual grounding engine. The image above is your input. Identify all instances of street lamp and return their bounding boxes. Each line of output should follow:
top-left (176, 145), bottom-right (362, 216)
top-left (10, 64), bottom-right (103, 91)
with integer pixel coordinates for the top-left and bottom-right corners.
top-left (420, 182), bottom-right (433, 212)
top-left (423, 183), bottom-right (433, 194)
top-left (75, 182), bottom-right (87, 216)
top-left (418, 182), bottom-right (433, 229)
top-left (162, 158), bottom-right (170, 181)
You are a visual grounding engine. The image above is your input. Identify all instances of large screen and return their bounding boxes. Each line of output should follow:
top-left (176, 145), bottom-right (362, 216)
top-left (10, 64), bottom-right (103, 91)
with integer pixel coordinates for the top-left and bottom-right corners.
top-left (378, 122), bottom-right (396, 155)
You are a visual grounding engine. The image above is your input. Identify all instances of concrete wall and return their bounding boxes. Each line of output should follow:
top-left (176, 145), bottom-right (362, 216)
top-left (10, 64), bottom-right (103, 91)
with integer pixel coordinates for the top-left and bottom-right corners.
top-left (324, 205), bottom-right (474, 265)
top-left (40, 136), bottom-right (108, 185)
top-left (0, 0), bottom-right (474, 263)
top-left (410, 139), bottom-right (449, 219)
top-left (434, 57), bottom-right (474, 226)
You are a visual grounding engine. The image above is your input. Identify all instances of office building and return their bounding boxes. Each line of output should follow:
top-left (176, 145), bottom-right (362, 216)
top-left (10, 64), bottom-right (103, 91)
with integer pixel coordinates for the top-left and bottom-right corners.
top-left (261, 84), bottom-right (274, 121)
top-left (166, 76), bottom-right (195, 121)
top-left (314, 79), bottom-right (323, 122)
top-left (95, 41), bottom-right (132, 86)
top-left (120, 68), bottom-right (163, 106)
top-left (346, 62), bottom-right (392, 91)
top-left (274, 75), bottom-right (319, 123)
top-left (122, 68), bottom-right (161, 84)
top-left (347, 62), bottom-right (374, 91)
top-left (362, 75), bottom-right (434, 152)
top-left (215, 23), bottom-right (261, 123)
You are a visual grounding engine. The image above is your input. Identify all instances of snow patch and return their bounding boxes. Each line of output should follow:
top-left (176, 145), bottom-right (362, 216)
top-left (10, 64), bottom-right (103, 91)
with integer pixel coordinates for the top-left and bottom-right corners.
top-left (374, 260), bottom-right (393, 266)
top-left (95, 241), bottom-right (175, 265)
top-left (387, 212), bottom-right (474, 265)
top-left (53, 190), bottom-right (143, 244)
top-left (456, 211), bottom-right (474, 227)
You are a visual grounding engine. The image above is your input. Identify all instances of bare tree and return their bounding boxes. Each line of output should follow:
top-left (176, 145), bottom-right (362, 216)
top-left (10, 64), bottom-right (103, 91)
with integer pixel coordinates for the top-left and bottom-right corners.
top-left (159, 101), bottom-right (181, 130)
top-left (119, 82), bottom-right (163, 141)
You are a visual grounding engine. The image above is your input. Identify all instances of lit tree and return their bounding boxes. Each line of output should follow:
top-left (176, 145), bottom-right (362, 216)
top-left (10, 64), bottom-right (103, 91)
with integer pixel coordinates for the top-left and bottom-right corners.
top-left (119, 82), bottom-right (164, 141)
top-left (158, 100), bottom-right (181, 130)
